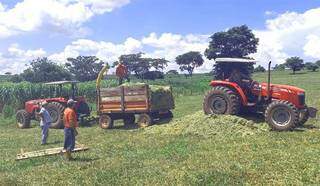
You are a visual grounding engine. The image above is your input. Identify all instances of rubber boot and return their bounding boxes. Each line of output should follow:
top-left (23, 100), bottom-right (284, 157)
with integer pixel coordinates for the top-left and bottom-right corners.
top-left (63, 151), bottom-right (72, 161)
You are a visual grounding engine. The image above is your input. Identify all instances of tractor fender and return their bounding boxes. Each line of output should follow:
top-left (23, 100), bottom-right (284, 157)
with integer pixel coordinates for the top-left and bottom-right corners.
top-left (209, 80), bottom-right (248, 106)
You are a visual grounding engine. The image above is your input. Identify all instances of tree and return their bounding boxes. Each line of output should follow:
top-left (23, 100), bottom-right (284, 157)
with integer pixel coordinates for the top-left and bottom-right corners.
top-left (284, 57), bottom-right (304, 74)
top-left (273, 64), bottom-right (286, 71)
top-left (4, 72), bottom-right (12, 75)
top-left (305, 62), bottom-right (319, 72)
top-left (175, 51), bottom-right (204, 77)
top-left (118, 53), bottom-right (168, 79)
top-left (254, 65), bottom-right (266, 73)
top-left (315, 60), bottom-right (320, 67)
top-left (205, 25), bottom-right (259, 60)
top-left (66, 56), bottom-right (105, 82)
top-left (166, 70), bottom-right (179, 75)
top-left (21, 57), bottom-right (71, 83)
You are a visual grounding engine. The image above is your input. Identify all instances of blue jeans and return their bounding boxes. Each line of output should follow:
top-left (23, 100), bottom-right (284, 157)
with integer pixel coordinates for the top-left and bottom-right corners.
top-left (41, 124), bottom-right (50, 144)
top-left (64, 128), bottom-right (75, 151)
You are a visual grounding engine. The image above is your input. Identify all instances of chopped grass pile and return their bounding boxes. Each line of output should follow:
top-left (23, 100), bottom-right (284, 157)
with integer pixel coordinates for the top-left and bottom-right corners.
top-left (145, 111), bottom-right (269, 137)
top-left (122, 82), bottom-right (174, 111)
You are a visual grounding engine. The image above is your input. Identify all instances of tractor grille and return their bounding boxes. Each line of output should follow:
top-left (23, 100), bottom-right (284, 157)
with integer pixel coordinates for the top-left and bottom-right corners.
top-left (298, 93), bottom-right (305, 106)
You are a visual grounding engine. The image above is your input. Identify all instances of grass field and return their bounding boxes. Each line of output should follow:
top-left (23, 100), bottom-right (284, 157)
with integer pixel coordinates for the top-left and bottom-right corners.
top-left (1, 71), bottom-right (320, 185)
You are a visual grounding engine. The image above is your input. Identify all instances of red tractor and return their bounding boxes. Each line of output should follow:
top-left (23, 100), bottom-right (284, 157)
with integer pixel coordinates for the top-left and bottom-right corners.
top-left (203, 58), bottom-right (317, 131)
top-left (16, 81), bottom-right (91, 129)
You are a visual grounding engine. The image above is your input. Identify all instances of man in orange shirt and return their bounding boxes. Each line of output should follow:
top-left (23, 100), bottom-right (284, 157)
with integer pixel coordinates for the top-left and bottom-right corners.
top-left (63, 99), bottom-right (78, 160)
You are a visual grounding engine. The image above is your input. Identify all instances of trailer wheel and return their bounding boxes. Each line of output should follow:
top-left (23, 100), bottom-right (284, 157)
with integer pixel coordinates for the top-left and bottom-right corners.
top-left (99, 114), bottom-right (114, 129)
top-left (265, 100), bottom-right (299, 131)
top-left (137, 114), bottom-right (153, 128)
top-left (203, 86), bottom-right (240, 115)
top-left (16, 110), bottom-right (31, 128)
top-left (123, 114), bottom-right (135, 126)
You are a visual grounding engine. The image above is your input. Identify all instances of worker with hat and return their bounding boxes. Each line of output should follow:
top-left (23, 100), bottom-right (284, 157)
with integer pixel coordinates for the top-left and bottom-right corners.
top-left (37, 101), bottom-right (52, 145)
top-left (63, 99), bottom-right (79, 160)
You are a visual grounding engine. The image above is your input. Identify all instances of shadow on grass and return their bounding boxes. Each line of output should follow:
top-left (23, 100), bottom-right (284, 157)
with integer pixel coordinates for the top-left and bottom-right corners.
top-left (73, 157), bottom-right (99, 162)
top-left (110, 117), bottom-right (173, 131)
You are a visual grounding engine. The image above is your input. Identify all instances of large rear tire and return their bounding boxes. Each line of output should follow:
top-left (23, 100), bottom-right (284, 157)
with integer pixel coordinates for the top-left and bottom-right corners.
top-left (265, 100), bottom-right (299, 131)
top-left (203, 86), bottom-right (240, 115)
top-left (16, 110), bottom-right (31, 129)
top-left (47, 102), bottom-right (65, 129)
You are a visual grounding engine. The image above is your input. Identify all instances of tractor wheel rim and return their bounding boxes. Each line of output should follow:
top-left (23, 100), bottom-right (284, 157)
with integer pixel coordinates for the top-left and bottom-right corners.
top-left (101, 117), bottom-right (110, 128)
top-left (139, 117), bottom-right (148, 127)
top-left (272, 108), bottom-right (291, 126)
top-left (211, 96), bottom-right (227, 114)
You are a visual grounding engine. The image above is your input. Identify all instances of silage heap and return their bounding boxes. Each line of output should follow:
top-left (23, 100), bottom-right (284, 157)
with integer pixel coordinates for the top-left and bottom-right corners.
top-left (145, 111), bottom-right (269, 137)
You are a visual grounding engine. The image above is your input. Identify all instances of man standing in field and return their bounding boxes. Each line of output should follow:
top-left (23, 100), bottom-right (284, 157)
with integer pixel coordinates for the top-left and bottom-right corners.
top-left (37, 101), bottom-right (52, 145)
top-left (63, 99), bottom-right (78, 160)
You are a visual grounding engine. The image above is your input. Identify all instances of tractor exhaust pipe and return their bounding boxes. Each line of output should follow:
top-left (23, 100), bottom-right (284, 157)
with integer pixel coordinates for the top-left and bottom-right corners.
top-left (267, 61), bottom-right (272, 102)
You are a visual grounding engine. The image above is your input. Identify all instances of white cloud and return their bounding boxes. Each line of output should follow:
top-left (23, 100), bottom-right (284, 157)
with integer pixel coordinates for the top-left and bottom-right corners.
top-left (0, 0), bottom-right (130, 38)
top-left (254, 7), bottom-right (320, 67)
top-left (0, 44), bottom-right (46, 73)
top-left (304, 35), bottom-right (320, 59)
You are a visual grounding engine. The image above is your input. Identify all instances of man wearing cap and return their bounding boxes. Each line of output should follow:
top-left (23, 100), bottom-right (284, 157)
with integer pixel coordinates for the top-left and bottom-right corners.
top-left (63, 99), bottom-right (78, 160)
top-left (37, 101), bottom-right (52, 145)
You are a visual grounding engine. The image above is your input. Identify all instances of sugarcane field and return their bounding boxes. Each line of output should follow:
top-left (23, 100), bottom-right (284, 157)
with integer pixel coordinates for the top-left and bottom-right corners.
top-left (1, 1), bottom-right (320, 185)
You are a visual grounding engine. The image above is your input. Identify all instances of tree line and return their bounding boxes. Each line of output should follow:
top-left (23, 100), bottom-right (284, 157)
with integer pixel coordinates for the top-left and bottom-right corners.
top-left (5, 25), bottom-right (319, 83)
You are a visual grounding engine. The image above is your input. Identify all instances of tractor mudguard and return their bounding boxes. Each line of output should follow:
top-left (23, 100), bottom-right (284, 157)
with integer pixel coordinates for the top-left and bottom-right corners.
top-left (209, 80), bottom-right (248, 106)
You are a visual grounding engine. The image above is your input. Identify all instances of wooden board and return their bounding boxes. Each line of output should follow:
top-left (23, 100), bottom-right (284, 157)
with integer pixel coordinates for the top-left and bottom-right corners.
top-left (16, 144), bottom-right (89, 160)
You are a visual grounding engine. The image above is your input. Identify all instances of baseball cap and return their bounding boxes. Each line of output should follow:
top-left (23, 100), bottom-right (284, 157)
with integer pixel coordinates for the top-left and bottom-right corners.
top-left (67, 99), bottom-right (77, 105)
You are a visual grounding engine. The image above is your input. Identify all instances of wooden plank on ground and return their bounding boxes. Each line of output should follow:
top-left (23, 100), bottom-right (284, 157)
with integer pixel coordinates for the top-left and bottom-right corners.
top-left (16, 143), bottom-right (89, 160)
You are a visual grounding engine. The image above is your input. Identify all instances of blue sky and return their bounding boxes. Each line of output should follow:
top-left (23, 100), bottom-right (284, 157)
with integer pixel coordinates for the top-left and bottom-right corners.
top-left (0, 0), bottom-right (320, 73)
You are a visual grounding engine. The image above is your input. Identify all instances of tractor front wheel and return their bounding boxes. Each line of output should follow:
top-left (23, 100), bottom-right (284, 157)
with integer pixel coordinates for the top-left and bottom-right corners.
top-left (203, 86), bottom-right (240, 115)
top-left (47, 102), bottom-right (65, 129)
top-left (265, 100), bottom-right (299, 131)
top-left (16, 110), bottom-right (31, 128)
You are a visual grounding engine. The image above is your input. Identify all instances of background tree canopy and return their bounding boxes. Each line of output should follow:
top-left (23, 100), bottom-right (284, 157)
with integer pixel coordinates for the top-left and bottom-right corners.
top-left (284, 57), bottom-right (304, 74)
top-left (175, 51), bottom-right (204, 76)
top-left (21, 57), bottom-right (71, 83)
top-left (66, 56), bottom-right (105, 82)
top-left (205, 25), bottom-right (259, 60)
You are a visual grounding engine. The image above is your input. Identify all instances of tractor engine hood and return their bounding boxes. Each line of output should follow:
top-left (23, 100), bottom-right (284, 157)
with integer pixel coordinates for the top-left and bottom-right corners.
top-left (261, 83), bottom-right (305, 94)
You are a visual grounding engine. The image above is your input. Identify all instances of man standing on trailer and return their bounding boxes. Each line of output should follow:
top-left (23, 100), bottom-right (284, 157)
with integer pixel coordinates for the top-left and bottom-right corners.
top-left (37, 101), bottom-right (52, 145)
top-left (116, 62), bottom-right (129, 85)
top-left (63, 99), bottom-right (78, 160)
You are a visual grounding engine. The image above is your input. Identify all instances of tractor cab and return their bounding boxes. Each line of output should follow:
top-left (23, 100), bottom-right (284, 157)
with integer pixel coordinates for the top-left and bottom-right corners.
top-left (17, 81), bottom-right (91, 129)
top-left (203, 58), bottom-right (317, 131)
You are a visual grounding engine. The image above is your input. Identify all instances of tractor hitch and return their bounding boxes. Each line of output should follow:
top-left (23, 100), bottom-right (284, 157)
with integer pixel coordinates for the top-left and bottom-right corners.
top-left (307, 107), bottom-right (318, 118)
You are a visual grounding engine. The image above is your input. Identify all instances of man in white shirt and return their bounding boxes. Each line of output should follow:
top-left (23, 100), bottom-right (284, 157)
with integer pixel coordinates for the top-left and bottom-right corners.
top-left (37, 101), bottom-right (52, 145)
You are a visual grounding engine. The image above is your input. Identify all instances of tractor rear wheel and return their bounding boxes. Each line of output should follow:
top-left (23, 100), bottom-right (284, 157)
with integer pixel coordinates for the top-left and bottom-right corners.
top-left (16, 110), bottom-right (31, 128)
top-left (123, 114), bottom-right (135, 126)
top-left (47, 102), bottom-right (65, 129)
top-left (99, 114), bottom-right (114, 129)
top-left (203, 86), bottom-right (240, 115)
top-left (265, 100), bottom-right (299, 131)
top-left (137, 114), bottom-right (153, 128)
